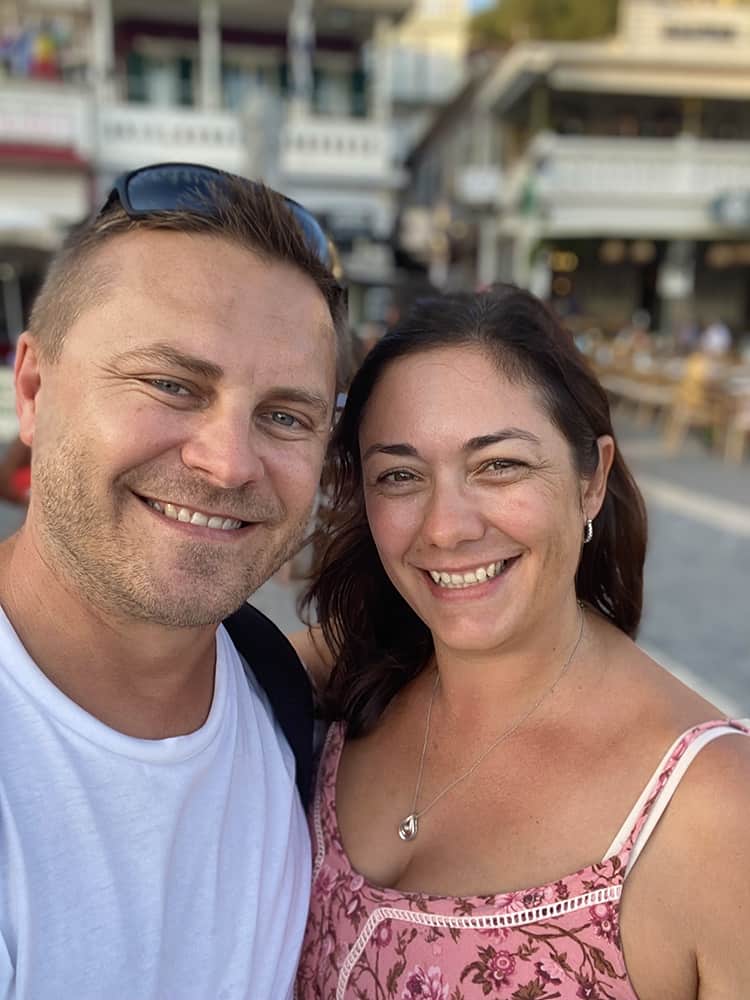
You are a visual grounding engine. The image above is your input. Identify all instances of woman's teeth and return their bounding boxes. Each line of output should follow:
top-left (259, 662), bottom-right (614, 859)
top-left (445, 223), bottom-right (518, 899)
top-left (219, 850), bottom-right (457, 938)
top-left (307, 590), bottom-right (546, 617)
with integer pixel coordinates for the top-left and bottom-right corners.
top-left (428, 560), bottom-right (507, 589)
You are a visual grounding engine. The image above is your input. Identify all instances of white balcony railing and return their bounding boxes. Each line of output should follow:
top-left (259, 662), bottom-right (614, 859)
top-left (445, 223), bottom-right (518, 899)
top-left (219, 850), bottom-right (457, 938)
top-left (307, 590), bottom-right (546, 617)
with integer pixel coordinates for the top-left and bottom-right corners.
top-left (95, 104), bottom-right (249, 175)
top-left (280, 115), bottom-right (393, 183)
top-left (533, 133), bottom-right (750, 198)
top-left (0, 83), bottom-right (93, 159)
top-left (505, 132), bottom-right (750, 234)
top-left (93, 104), bottom-right (398, 190)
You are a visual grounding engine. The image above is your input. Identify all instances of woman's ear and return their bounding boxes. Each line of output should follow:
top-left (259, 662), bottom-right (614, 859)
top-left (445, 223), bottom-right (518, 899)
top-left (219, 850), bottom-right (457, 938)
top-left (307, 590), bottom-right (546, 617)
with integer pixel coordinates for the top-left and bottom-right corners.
top-left (583, 435), bottom-right (615, 520)
top-left (14, 333), bottom-right (42, 448)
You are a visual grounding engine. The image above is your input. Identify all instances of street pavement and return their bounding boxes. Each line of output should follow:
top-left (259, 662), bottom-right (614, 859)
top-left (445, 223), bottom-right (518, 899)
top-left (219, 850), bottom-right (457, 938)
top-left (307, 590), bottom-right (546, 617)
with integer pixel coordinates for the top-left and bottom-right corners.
top-left (0, 412), bottom-right (745, 716)
top-left (612, 414), bottom-right (749, 716)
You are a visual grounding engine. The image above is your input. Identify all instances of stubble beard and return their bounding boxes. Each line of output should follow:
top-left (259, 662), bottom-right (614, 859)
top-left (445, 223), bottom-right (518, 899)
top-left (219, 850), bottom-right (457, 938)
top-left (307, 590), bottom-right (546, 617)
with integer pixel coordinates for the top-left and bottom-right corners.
top-left (32, 436), bottom-right (312, 628)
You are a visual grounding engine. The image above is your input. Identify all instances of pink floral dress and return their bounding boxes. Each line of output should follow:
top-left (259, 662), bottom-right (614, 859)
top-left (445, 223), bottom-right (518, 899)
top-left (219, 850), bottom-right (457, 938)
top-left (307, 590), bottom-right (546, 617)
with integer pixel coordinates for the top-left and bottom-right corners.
top-left (295, 719), bottom-right (749, 1000)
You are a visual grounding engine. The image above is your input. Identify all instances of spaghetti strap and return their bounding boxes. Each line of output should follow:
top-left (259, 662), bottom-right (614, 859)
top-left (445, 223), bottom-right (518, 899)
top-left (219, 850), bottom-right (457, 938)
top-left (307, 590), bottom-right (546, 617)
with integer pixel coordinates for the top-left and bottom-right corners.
top-left (602, 728), bottom-right (687, 861)
top-left (603, 719), bottom-right (750, 875)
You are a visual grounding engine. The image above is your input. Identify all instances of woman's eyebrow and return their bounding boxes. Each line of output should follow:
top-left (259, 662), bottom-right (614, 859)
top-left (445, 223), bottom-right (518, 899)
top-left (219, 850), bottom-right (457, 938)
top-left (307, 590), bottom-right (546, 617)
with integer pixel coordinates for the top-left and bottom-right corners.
top-left (362, 428), bottom-right (541, 463)
top-left (463, 428), bottom-right (542, 452)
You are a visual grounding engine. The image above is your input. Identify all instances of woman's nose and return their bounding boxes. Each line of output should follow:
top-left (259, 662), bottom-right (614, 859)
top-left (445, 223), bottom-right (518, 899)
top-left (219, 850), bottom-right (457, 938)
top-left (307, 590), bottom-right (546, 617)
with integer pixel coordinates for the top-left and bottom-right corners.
top-left (420, 480), bottom-right (486, 550)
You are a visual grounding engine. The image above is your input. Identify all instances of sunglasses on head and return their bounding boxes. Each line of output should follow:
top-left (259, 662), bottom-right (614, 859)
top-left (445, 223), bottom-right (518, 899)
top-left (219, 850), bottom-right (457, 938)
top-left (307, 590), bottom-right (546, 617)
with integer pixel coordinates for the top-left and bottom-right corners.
top-left (100, 161), bottom-right (335, 272)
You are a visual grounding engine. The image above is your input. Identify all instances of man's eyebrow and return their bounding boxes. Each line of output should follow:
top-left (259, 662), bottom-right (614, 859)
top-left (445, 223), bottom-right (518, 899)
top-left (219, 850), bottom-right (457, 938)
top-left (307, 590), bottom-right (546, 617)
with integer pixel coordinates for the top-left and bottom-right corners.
top-left (362, 429), bottom-right (541, 463)
top-left (265, 387), bottom-right (331, 420)
top-left (463, 428), bottom-right (542, 452)
top-left (110, 343), bottom-right (224, 380)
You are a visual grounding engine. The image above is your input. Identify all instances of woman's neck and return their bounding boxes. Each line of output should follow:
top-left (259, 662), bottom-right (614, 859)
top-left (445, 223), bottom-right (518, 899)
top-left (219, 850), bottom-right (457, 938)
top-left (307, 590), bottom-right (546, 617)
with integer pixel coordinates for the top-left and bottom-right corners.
top-left (429, 596), bottom-right (586, 727)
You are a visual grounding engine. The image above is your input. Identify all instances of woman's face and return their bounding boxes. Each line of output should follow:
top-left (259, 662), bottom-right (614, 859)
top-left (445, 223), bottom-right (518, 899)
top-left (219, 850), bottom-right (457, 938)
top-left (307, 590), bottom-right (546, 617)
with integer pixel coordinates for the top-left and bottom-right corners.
top-left (359, 345), bottom-right (610, 657)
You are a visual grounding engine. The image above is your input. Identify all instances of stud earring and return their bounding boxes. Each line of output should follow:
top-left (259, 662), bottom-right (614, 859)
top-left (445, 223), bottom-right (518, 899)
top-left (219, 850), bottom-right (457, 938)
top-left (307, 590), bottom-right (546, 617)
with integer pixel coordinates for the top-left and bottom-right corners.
top-left (583, 518), bottom-right (594, 544)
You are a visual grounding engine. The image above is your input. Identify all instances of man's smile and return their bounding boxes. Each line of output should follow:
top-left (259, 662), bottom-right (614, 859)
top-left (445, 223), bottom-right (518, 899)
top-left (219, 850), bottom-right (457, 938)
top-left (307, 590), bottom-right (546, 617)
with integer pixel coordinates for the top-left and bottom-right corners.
top-left (138, 494), bottom-right (249, 531)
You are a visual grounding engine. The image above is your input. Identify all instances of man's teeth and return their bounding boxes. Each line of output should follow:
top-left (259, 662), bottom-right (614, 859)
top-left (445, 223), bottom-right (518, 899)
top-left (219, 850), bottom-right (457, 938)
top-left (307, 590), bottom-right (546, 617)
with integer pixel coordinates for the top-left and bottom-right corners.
top-left (145, 499), bottom-right (243, 531)
top-left (429, 560), bottom-right (507, 589)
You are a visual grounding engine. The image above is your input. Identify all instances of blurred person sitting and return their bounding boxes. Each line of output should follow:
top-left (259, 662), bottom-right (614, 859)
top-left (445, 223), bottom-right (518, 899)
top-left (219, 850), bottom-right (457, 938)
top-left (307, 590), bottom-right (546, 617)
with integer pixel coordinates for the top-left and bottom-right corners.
top-left (665, 328), bottom-right (732, 453)
top-left (701, 318), bottom-right (732, 359)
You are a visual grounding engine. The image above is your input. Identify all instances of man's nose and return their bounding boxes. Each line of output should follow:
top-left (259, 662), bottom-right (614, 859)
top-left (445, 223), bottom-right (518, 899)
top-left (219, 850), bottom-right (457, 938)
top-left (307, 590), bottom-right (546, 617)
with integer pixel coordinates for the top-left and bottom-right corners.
top-left (180, 404), bottom-right (265, 490)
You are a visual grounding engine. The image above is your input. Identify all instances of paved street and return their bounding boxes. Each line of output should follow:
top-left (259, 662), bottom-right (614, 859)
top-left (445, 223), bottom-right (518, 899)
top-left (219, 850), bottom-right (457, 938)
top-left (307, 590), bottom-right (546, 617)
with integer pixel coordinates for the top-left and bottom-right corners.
top-left (1, 413), bottom-right (746, 716)
top-left (252, 411), bottom-right (750, 717)
top-left (613, 414), bottom-right (749, 716)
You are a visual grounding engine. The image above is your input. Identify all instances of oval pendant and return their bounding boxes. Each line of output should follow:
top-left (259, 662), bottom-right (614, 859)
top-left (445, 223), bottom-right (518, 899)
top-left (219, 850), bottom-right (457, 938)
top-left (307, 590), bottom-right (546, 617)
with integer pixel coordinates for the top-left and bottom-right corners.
top-left (398, 813), bottom-right (418, 841)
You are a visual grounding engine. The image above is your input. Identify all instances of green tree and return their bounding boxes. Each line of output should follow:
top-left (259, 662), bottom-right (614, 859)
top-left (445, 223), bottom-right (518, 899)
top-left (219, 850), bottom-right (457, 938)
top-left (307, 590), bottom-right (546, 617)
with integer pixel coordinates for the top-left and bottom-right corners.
top-left (471, 0), bottom-right (619, 47)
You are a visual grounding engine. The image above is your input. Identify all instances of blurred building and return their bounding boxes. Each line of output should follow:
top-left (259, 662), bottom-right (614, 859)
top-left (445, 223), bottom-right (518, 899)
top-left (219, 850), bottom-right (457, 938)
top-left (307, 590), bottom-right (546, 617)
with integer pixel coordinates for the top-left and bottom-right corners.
top-left (387, 0), bottom-right (470, 161)
top-left (402, 0), bottom-right (750, 334)
top-left (0, 0), bottom-right (471, 345)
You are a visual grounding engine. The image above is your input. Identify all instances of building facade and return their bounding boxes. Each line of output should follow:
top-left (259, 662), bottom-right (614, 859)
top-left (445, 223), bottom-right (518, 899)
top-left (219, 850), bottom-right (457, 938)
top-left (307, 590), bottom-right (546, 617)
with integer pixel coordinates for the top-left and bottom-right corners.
top-left (406, 0), bottom-right (750, 335)
top-left (0, 0), bottom-right (434, 344)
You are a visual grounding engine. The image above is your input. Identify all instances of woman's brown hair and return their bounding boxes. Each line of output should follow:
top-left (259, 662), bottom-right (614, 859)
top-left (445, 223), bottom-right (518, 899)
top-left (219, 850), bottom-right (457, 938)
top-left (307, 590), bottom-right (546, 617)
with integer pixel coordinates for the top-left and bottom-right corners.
top-left (303, 284), bottom-right (647, 736)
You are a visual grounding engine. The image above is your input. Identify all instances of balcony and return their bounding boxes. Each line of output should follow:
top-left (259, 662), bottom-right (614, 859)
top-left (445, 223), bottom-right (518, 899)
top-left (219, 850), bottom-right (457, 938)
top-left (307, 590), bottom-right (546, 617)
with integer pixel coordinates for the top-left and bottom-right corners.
top-left (280, 114), bottom-right (395, 184)
top-left (96, 104), bottom-right (249, 174)
top-left (0, 83), bottom-right (93, 162)
top-left (507, 132), bottom-right (750, 236)
top-left (276, 113), bottom-right (403, 237)
top-left (93, 102), bottom-right (400, 190)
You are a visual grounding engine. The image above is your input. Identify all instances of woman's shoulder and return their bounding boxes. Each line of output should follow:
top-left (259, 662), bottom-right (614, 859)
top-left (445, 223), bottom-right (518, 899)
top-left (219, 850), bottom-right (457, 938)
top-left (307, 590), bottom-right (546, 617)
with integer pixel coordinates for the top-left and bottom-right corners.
top-left (623, 714), bottom-right (750, 991)
top-left (667, 718), bottom-right (750, 821)
top-left (592, 618), bottom-right (732, 726)
top-left (609, 634), bottom-right (750, 884)
top-left (580, 619), bottom-right (745, 791)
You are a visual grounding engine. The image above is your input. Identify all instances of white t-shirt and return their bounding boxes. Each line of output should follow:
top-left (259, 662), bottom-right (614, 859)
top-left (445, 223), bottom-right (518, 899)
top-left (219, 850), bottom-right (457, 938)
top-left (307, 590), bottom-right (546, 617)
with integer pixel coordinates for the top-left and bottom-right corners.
top-left (0, 607), bottom-right (311, 999)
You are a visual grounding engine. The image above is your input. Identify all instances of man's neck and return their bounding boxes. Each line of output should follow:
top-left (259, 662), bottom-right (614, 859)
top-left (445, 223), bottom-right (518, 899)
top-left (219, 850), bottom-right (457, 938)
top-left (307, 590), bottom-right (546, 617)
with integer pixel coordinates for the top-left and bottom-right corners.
top-left (0, 528), bottom-right (218, 739)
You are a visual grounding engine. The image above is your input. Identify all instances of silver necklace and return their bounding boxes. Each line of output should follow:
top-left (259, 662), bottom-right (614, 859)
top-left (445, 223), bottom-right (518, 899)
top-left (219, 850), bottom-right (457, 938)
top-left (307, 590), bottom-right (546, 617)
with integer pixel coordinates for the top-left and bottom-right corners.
top-left (397, 607), bottom-right (585, 842)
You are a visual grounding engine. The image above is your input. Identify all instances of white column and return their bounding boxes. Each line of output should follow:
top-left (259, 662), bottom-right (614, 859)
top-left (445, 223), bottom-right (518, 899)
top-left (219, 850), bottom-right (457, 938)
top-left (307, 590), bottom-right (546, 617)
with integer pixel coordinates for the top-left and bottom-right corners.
top-left (288, 0), bottom-right (315, 116)
top-left (428, 201), bottom-right (451, 289)
top-left (90, 0), bottom-right (115, 102)
top-left (512, 220), bottom-right (542, 290)
top-left (199, 0), bottom-right (222, 110)
top-left (371, 16), bottom-right (393, 122)
top-left (477, 216), bottom-right (498, 289)
top-left (657, 239), bottom-right (696, 336)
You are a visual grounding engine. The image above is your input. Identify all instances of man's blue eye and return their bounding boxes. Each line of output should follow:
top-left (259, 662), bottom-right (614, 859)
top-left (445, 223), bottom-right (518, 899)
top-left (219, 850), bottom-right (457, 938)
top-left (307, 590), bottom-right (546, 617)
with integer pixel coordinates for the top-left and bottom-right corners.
top-left (151, 379), bottom-right (189, 396)
top-left (271, 412), bottom-right (298, 427)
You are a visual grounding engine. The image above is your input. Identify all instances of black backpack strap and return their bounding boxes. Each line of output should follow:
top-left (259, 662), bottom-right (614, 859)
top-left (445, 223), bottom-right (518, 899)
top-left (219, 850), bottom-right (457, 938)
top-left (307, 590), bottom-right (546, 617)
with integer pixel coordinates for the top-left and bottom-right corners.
top-left (223, 603), bottom-right (314, 809)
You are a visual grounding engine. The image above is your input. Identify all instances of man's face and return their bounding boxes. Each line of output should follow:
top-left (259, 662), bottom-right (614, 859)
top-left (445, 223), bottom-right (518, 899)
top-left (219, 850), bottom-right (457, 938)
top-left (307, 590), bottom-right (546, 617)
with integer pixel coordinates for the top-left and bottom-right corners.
top-left (19, 230), bottom-right (337, 626)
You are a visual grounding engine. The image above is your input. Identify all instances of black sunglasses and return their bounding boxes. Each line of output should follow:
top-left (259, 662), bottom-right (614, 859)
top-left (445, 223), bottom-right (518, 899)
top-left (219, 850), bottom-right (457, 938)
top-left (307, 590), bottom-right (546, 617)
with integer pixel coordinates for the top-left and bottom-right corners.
top-left (100, 162), bottom-right (334, 271)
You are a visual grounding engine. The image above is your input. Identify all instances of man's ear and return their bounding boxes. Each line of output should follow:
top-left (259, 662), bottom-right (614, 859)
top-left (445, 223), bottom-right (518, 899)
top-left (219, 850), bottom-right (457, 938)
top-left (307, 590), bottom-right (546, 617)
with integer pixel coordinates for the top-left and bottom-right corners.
top-left (15, 333), bottom-right (42, 448)
top-left (583, 435), bottom-right (615, 520)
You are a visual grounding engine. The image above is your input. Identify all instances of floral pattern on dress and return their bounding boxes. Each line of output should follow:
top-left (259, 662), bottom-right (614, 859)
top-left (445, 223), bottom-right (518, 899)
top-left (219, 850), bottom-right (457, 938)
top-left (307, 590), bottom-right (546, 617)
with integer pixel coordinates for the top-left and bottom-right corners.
top-left (295, 720), bottom-right (749, 1000)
